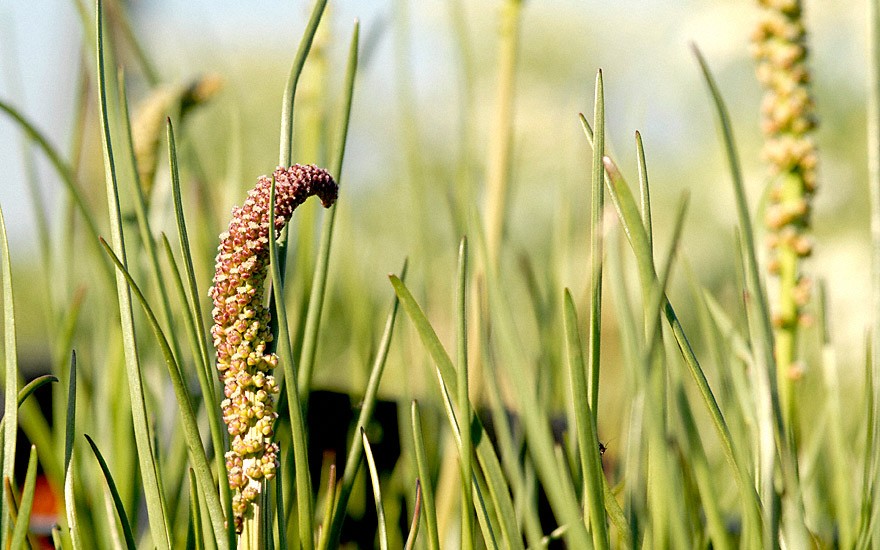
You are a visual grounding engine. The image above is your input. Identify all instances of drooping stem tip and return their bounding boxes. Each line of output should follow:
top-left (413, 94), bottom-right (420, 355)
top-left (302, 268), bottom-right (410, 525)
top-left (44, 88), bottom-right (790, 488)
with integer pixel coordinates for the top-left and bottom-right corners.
top-left (209, 164), bottom-right (337, 530)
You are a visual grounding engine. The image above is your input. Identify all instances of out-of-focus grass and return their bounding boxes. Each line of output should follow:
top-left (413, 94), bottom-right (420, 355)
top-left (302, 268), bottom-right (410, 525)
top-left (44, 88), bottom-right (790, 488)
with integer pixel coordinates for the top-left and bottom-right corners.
top-left (0, 0), bottom-right (877, 548)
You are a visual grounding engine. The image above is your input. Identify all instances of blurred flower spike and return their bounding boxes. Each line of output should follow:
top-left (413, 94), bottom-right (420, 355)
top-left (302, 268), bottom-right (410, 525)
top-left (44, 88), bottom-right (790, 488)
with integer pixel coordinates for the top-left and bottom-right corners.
top-left (209, 164), bottom-right (337, 529)
top-left (751, 0), bottom-right (818, 328)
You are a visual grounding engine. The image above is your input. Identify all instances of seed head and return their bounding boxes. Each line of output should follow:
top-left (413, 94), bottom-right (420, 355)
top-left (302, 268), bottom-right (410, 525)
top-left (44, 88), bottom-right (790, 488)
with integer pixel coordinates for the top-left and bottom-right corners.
top-left (209, 164), bottom-right (337, 530)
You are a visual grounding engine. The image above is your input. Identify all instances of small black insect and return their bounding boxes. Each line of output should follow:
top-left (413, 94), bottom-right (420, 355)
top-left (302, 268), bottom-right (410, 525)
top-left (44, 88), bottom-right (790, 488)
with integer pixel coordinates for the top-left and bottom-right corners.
top-left (598, 441), bottom-right (608, 456)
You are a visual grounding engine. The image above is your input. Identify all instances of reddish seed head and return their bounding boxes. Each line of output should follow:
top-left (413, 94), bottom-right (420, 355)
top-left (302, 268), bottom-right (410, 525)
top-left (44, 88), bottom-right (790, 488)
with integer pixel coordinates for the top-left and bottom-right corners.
top-left (208, 164), bottom-right (337, 531)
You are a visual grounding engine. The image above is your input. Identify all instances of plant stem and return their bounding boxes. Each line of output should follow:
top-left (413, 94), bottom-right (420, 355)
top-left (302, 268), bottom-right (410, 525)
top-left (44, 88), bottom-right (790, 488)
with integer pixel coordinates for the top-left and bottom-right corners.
top-left (484, 0), bottom-right (523, 267)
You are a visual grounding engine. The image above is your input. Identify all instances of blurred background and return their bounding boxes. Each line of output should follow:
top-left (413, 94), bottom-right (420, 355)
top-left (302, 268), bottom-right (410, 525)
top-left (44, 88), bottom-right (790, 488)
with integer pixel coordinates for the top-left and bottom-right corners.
top-left (0, 0), bottom-right (873, 426)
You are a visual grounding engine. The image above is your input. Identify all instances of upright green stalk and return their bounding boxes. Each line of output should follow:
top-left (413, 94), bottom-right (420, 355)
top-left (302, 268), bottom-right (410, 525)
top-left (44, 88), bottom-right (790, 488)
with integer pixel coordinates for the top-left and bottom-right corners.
top-left (588, 70), bottom-right (605, 421)
top-left (456, 238), bottom-right (474, 550)
top-left (297, 21), bottom-right (360, 404)
top-left (0, 206), bottom-right (18, 544)
top-left (484, 0), bottom-right (523, 267)
top-left (96, 3), bottom-right (171, 546)
top-left (751, 0), bottom-right (819, 424)
top-left (273, 0), bottom-right (330, 305)
top-left (279, 0), bottom-right (329, 168)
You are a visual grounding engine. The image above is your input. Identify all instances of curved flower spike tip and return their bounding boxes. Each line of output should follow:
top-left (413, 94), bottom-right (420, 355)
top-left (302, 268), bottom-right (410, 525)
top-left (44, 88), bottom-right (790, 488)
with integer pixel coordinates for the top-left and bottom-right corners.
top-left (208, 164), bottom-right (337, 530)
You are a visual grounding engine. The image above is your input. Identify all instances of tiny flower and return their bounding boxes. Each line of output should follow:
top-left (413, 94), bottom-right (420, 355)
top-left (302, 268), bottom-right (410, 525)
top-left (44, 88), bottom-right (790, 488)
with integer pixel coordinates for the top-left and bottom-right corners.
top-left (209, 165), bottom-right (337, 531)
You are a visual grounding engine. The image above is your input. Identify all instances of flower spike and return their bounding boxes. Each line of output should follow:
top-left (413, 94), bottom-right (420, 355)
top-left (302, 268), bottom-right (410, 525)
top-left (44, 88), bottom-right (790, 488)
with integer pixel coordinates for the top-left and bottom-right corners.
top-left (209, 164), bottom-right (337, 529)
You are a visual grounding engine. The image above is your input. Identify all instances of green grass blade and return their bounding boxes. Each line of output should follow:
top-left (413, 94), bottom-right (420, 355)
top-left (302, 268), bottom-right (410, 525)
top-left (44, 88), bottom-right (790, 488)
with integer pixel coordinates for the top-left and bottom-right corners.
top-left (159, 239), bottom-right (234, 547)
top-left (582, 122), bottom-right (745, 458)
top-left (472, 209), bottom-right (591, 549)
top-left (692, 45), bottom-right (814, 547)
top-left (187, 470), bottom-right (204, 550)
top-left (643, 194), bottom-right (689, 353)
top-left (84, 435), bottom-right (137, 550)
top-left (471, 464), bottom-right (500, 550)
top-left (64, 352), bottom-right (82, 550)
top-left (0, 374), bottom-right (58, 445)
top-left (9, 446), bottom-right (38, 550)
top-left (675, 385), bottom-right (733, 550)
top-left (426, 329), bottom-right (498, 548)
top-left (298, 20), bottom-right (360, 403)
top-left (410, 402), bottom-right (439, 550)
top-left (98, 238), bottom-right (228, 550)
top-left (403, 481), bottom-right (422, 550)
top-left (279, 0), bottom-right (329, 167)
top-left (164, 120), bottom-right (233, 544)
top-left (274, 453), bottom-right (287, 548)
top-left (484, 0), bottom-right (523, 266)
top-left (0, 205), bottom-right (18, 543)
top-left (690, 45), bottom-right (777, 391)
top-left (563, 289), bottom-right (608, 549)
top-left (315, 462), bottom-right (335, 550)
top-left (106, 0), bottom-right (159, 85)
top-left (580, 118), bottom-right (763, 539)
top-left (456, 238), bottom-right (475, 550)
top-left (267, 177), bottom-right (315, 550)
top-left (389, 275), bottom-right (523, 550)
top-left (322, 259), bottom-right (407, 550)
top-left (361, 429), bottom-right (389, 550)
top-left (166, 122), bottom-right (215, 405)
top-left (588, 70), bottom-right (605, 421)
top-left (116, 71), bottom-right (183, 365)
top-left (480, 352), bottom-right (543, 548)
top-left (815, 282), bottom-right (855, 547)
top-left (95, 2), bottom-right (170, 546)
top-left (635, 131), bottom-right (653, 252)
top-left (16, 375), bottom-right (57, 411)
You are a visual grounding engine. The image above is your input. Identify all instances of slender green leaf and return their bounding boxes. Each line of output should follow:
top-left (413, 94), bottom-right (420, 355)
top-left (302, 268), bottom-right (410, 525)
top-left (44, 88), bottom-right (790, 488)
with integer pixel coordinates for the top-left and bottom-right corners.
top-left (390, 275), bottom-right (523, 550)
top-left (635, 131), bottom-right (653, 252)
top-left (268, 177), bottom-right (315, 550)
top-left (0, 204), bottom-right (18, 544)
top-left (410, 402), bottom-right (439, 550)
top-left (0, 374), bottom-right (58, 435)
top-left (98, 238), bottom-right (228, 549)
top-left (456, 237), bottom-right (475, 550)
top-left (279, 0), bottom-right (329, 167)
top-left (9, 446), bottom-right (38, 550)
top-left (563, 290), bottom-right (608, 549)
top-left (95, 2), bottom-right (170, 546)
top-left (274, 452), bottom-right (287, 549)
top-left (322, 259), bottom-right (407, 550)
top-left (579, 119), bottom-right (759, 522)
top-left (588, 69), bottom-right (605, 422)
top-left (84, 435), bottom-right (137, 550)
top-left (468, 216), bottom-right (590, 549)
top-left (64, 352), bottom-right (81, 550)
top-left (693, 45), bottom-right (814, 547)
top-left (165, 121), bottom-right (234, 546)
top-left (117, 71), bottom-right (183, 363)
top-left (362, 429), bottom-right (389, 550)
top-left (298, 20), bottom-right (360, 403)
top-left (480, 350), bottom-right (543, 548)
top-left (187, 470), bottom-right (204, 550)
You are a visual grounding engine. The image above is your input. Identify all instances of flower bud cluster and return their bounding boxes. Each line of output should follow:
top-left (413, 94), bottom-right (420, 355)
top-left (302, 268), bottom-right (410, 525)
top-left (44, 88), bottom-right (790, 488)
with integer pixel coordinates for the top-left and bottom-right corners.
top-left (751, 0), bottom-right (817, 326)
top-left (209, 165), bottom-right (337, 529)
